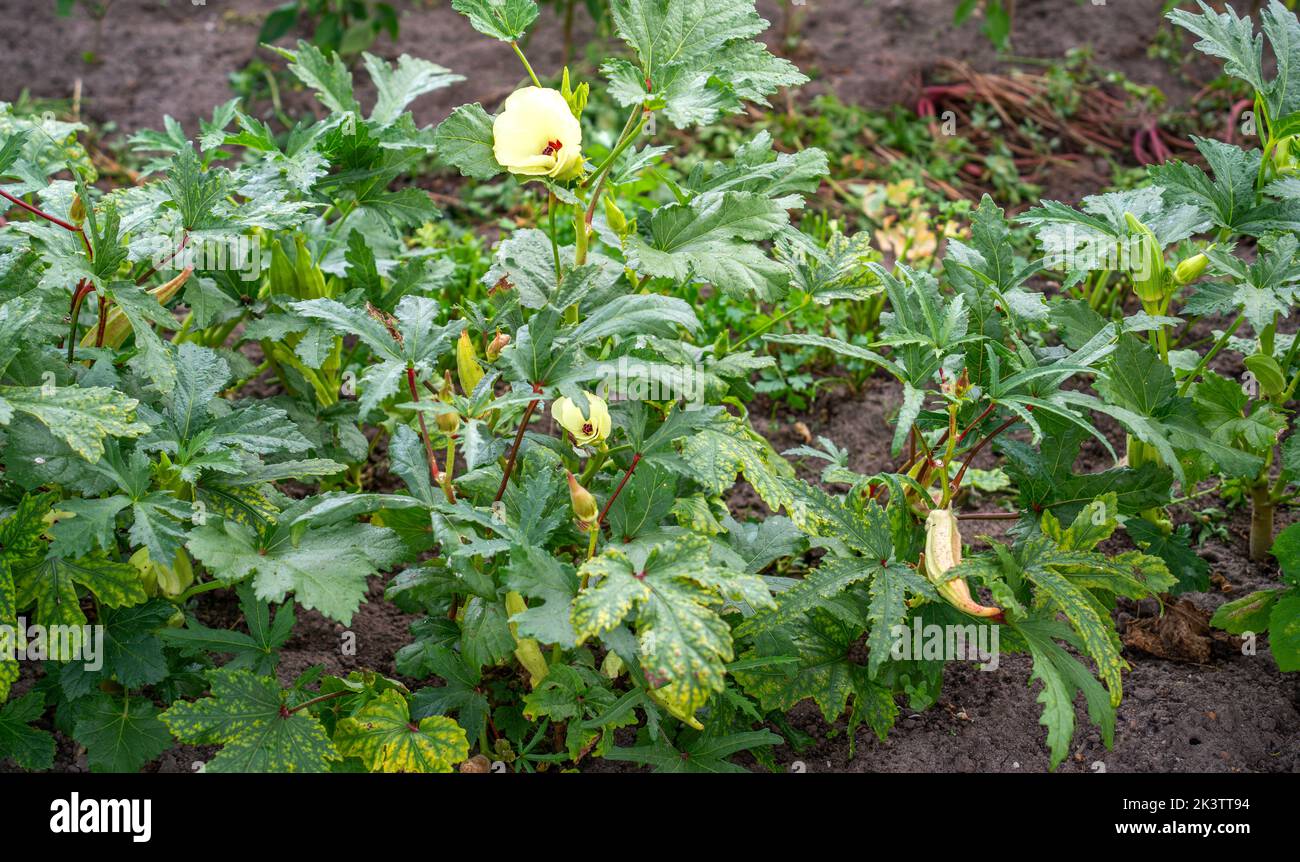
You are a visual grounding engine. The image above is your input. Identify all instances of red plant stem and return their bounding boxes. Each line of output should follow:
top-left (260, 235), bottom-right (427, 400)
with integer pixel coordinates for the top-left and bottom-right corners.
top-left (94, 295), bottom-right (108, 347)
top-left (65, 279), bottom-right (96, 360)
top-left (286, 688), bottom-right (351, 715)
top-left (495, 390), bottom-right (542, 503)
top-left (406, 366), bottom-right (447, 499)
top-left (955, 401), bottom-right (997, 444)
top-left (597, 452), bottom-right (642, 528)
top-left (956, 511), bottom-right (1019, 521)
top-left (135, 231), bottom-right (189, 285)
top-left (951, 416), bottom-right (1018, 493)
top-left (0, 187), bottom-right (93, 259)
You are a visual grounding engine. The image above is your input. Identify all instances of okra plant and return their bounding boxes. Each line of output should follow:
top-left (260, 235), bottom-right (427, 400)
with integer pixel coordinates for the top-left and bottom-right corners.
top-left (1, 0), bottom-right (1297, 775)
top-left (735, 1), bottom-right (1300, 766)
top-left (0, 0), bottom-right (824, 773)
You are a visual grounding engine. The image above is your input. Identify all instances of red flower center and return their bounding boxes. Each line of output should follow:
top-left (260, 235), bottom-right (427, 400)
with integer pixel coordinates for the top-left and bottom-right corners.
top-left (581, 422), bottom-right (593, 435)
top-left (542, 139), bottom-right (563, 157)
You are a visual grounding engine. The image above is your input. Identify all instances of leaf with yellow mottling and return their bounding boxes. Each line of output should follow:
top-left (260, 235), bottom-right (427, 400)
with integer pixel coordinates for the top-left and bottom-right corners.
top-left (0, 494), bottom-right (55, 702)
top-left (0, 384), bottom-right (148, 462)
top-left (572, 535), bottom-right (767, 720)
top-left (12, 554), bottom-right (148, 651)
top-left (334, 690), bottom-right (468, 773)
top-left (680, 414), bottom-right (794, 512)
top-left (160, 669), bottom-right (339, 772)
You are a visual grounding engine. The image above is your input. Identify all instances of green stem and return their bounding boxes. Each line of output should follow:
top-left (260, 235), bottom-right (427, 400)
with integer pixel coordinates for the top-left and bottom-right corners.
top-left (583, 106), bottom-right (645, 185)
top-left (1279, 335), bottom-right (1300, 402)
top-left (579, 447), bottom-right (609, 486)
top-left (1254, 94), bottom-right (1273, 193)
top-left (1177, 313), bottom-right (1243, 397)
top-left (443, 436), bottom-right (457, 499)
top-left (176, 579), bottom-right (228, 603)
top-left (548, 191), bottom-right (562, 289)
top-left (204, 314), bottom-right (246, 350)
top-left (576, 109), bottom-right (648, 268)
top-left (1169, 483), bottom-right (1224, 506)
top-left (1249, 481), bottom-right (1274, 562)
top-left (1086, 270), bottom-right (1111, 310)
top-left (729, 296), bottom-right (810, 352)
top-left (573, 208), bottom-right (590, 270)
top-left (938, 405), bottom-right (960, 508)
top-left (511, 40), bottom-right (542, 88)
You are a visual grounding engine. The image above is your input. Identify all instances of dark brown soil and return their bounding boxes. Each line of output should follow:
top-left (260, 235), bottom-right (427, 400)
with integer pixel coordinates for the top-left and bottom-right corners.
top-left (1, 0), bottom-right (1213, 138)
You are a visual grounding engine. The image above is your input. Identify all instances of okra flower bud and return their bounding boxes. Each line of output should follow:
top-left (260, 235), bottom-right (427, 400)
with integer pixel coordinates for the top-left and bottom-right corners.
top-left (435, 370), bottom-right (460, 435)
top-left (456, 329), bottom-right (484, 396)
top-left (923, 508), bottom-right (1003, 620)
top-left (485, 330), bottom-right (510, 360)
top-left (566, 470), bottom-right (600, 528)
top-left (1172, 252), bottom-right (1208, 286)
top-left (604, 196), bottom-right (629, 237)
top-left (1124, 212), bottom-right (1166, 304)
top-left (492, 87), bottom-right (584, 182)
top-left (552, 392), bottom-right (610, 446)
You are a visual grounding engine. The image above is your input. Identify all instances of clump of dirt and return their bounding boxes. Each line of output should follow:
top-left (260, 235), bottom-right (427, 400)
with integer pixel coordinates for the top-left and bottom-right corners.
top-left (1122, 597), bottom-right (1225, 665)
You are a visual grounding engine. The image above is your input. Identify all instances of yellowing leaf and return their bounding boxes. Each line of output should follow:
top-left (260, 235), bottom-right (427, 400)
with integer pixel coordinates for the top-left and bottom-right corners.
top-left (334, 690), bottom-right (468, 773)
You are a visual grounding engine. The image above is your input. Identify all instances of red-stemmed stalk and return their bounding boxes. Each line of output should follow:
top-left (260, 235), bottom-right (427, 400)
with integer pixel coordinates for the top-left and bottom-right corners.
top-left (407, 365), bottom-right (453, 503)
top-left (596, 452), bottom-right (642, 531)
top-left (950, 415), bottom-right (1019, 495)
top-left (285, 688), bottom-right (352, 715)
top-left (956, 511), bottom-right (1019, 521)
top-left (66, 279), bottom-right (96, 360)
top-left (6, 189), bottom-right (101, 361)
top-left (93, 231), bottom-right (195, 349)
top-left (72, 232), bottom-right (194, 356)
top-left (899, 399), bottom-right (996, 475)
top-left (495, 384), bottom-right (544, 503)
top-left (134, 231), bottom-right (190, 285)
top-left (954, 400), bottom-right (997, 444)
top-left (94, 295), bottom-right (109, 347)
top-left (0, 188), bottom-right (93, 259)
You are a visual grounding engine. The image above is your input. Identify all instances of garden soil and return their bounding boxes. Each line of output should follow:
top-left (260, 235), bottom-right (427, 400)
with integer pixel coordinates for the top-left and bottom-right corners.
top-left (1, 0), bottom-right (1295, 772)
top-left (2, 0), bottom-right (1205, 145)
